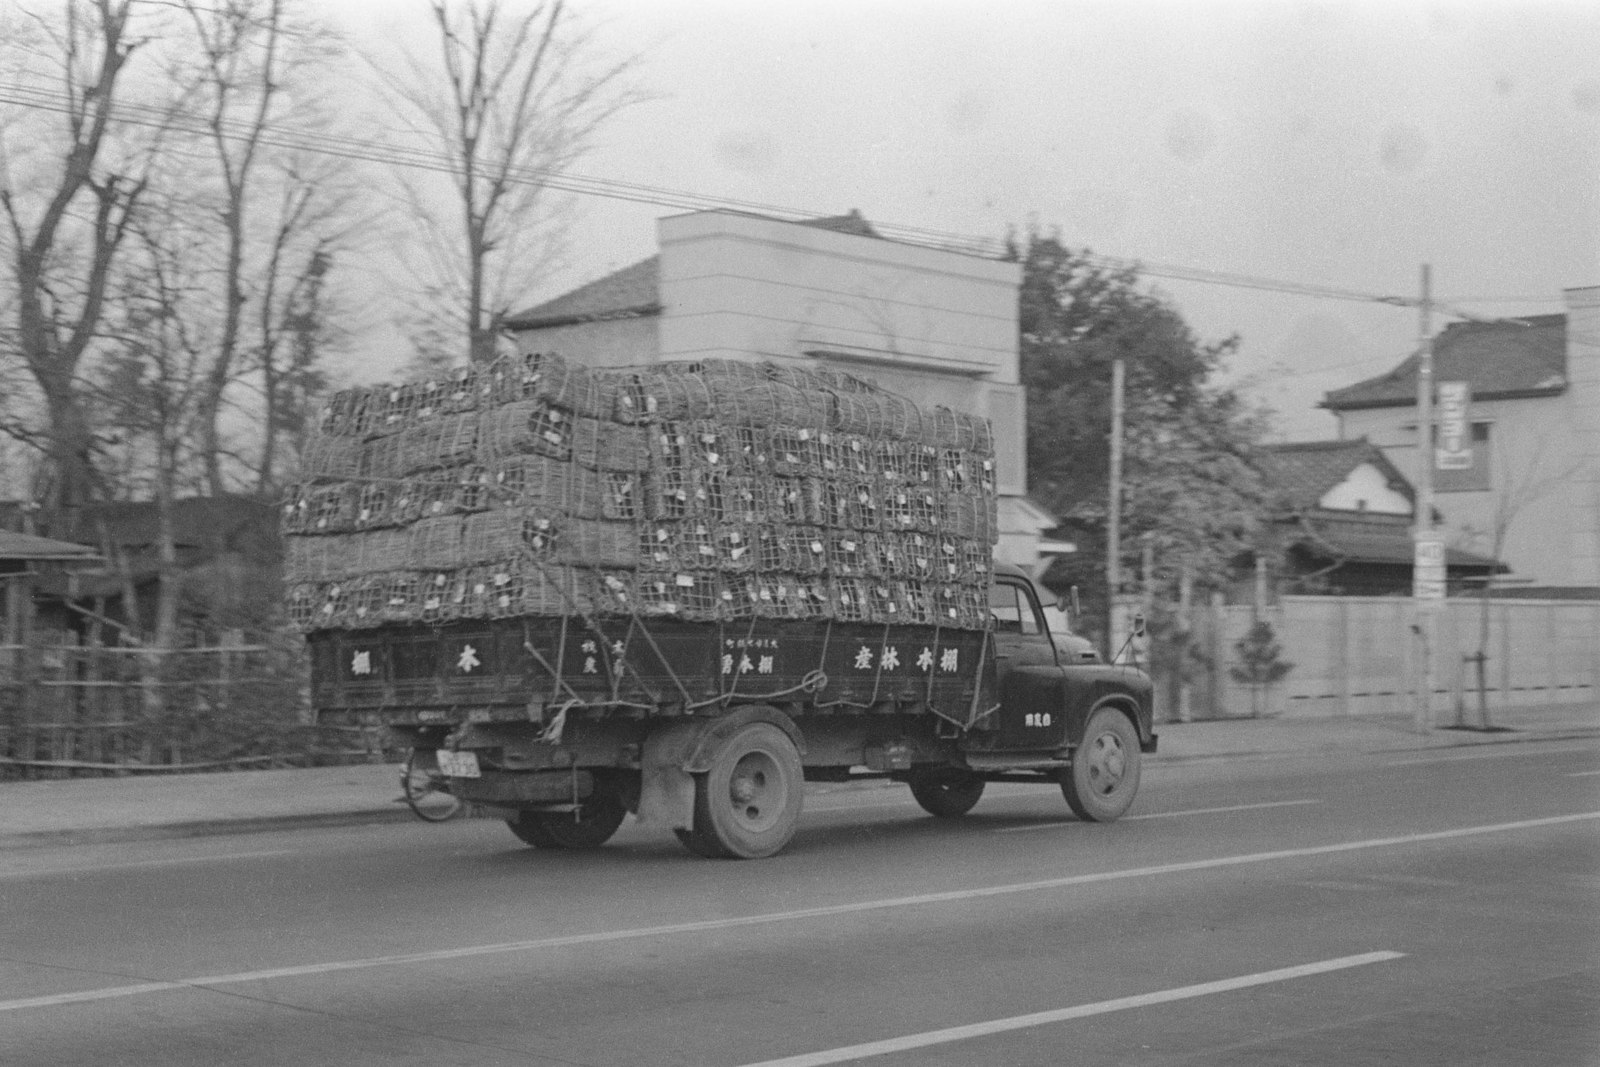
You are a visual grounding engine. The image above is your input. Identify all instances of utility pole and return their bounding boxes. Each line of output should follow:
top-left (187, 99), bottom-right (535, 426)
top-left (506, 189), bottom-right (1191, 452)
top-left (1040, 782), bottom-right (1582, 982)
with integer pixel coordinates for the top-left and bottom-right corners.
top-left (1413, 265), bottom-right (1442, 735)
top-left (1106, 357), bottom-right (1125, 661)
top-left (1141, 532), bottom-right (1155, 616)
top-left (1177, 563), bottom-right (1193, 722)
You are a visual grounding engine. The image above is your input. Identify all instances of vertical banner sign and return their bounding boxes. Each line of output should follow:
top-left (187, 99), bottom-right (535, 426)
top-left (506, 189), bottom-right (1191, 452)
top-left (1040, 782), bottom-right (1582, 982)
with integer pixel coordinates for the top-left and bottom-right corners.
top-left (1436, 381), bottom-right (1473, 471)
top-left (1414, 537), bottom-right (1447, 604)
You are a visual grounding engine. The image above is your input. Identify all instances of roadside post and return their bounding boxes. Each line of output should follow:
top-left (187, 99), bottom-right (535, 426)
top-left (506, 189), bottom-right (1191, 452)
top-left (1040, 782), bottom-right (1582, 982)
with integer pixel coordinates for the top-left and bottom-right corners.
top-left (1412, 265), bottom-right (1440, 735)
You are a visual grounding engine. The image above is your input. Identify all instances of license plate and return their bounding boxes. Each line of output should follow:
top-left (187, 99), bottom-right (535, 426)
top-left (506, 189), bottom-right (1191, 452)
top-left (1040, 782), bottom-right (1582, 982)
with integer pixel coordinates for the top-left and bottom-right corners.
top-left (436, 749), bottom-right (481, 778)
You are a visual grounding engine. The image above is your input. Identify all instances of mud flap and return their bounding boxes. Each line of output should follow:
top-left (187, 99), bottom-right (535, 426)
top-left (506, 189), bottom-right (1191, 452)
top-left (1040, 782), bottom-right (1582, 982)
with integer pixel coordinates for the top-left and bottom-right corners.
top-left (638, 720), bottom-right (704, 831)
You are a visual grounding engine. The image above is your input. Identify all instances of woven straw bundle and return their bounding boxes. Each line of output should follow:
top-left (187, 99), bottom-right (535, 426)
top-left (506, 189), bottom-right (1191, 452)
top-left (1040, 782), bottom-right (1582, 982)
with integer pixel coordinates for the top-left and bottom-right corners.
top-left (359, 371), bottom-right (482, 439)
top-left (830, 388), bottom-right (925, 440)
top-left (287, 355), bottom-right (998, 632)
top-left (488, 349), bottom-right (613, 419)
top-left (486, 454), bottom-right (603, 518)
top-left (298, 434), bottom-right (365, 482)
top-left (619, 370), bottom-right (714, 423)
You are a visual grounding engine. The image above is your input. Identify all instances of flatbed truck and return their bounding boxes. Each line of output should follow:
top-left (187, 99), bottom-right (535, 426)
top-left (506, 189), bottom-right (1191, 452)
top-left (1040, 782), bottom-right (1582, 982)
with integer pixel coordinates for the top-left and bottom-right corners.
top-left (308, 562), bottom-right (1155, 858)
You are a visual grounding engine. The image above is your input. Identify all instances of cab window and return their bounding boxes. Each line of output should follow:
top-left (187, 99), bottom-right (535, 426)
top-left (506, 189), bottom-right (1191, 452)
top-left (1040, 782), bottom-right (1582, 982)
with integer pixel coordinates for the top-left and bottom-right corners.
top-left (989, 581), bottom-right (1042, 635)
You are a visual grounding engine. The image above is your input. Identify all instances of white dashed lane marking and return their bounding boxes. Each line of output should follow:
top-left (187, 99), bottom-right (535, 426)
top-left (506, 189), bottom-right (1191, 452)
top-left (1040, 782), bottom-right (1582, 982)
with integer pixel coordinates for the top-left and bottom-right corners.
top-left (996, 798), bottom-right (1322, 832)
top-left (735, 952), bottom-right (1407, 1067)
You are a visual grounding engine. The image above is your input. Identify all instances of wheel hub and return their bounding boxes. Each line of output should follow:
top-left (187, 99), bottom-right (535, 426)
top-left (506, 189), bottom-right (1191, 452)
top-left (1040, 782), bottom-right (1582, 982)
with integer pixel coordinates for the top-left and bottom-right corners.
top-left (729, 754), bottom-right (781, 827)
top-left (1089, 734), bottom-right (1126, 794)
top-left (731, 772), bottom-right (762, 806)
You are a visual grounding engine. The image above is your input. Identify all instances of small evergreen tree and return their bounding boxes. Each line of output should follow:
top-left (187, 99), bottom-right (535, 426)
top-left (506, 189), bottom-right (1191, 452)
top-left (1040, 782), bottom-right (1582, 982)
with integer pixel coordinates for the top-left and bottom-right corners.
top-left (1230, 620), bottom-right (1293, 718)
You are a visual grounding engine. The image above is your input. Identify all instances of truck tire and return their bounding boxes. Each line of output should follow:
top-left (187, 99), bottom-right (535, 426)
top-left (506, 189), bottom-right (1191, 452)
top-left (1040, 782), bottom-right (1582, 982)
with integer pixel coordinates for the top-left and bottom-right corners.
top-left (907, 769), bottom-right (986, 818)
top-left (683, 721), bottom-right (803, 859)
top-left (506, 789), bottom-right (627, 850)
top-left (1061, 707), bottom-right (1141, 822)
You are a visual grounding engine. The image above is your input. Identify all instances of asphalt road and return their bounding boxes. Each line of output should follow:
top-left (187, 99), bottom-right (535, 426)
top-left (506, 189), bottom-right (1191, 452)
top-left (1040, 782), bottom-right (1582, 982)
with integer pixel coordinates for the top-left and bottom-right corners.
top-left (3, 740), bottom-right (1598, 1067)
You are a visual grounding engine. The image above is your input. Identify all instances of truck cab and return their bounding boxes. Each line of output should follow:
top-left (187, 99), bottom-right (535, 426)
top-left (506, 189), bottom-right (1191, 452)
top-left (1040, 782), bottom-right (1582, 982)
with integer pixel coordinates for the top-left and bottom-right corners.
top-left (942, 564), bottom-right (1155, 821)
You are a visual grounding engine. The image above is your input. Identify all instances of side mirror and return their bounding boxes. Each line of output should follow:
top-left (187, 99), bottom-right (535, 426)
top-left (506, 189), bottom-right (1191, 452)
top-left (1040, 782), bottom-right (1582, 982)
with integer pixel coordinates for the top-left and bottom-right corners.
top-left (1132, 612), bottom-right (1146, 637)
top-left (1069, 585), bottom-right (1081, 620)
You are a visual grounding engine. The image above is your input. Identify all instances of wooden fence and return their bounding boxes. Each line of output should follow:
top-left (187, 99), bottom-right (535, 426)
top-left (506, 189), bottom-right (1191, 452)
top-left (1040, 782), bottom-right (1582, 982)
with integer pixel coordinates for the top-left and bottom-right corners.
top-left (0, 640), bottom-right (389, 778)
top-left (1179, 595), bottom-right (1600, 721)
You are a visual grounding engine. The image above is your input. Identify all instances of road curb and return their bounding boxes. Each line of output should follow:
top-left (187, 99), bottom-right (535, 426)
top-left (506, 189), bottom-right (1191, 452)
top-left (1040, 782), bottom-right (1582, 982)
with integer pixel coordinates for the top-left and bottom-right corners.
top-left (1150, 727), bottom-right (1600, 766)
top-left (0, 780), bottom-right (910, 852)
top-left (0, 807), bottom-right (415, 852)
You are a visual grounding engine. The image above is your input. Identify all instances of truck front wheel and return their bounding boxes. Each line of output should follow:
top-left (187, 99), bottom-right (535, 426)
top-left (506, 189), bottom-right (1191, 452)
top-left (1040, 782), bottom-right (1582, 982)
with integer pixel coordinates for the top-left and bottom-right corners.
top-left (907, 769), bottom-right (986, 817)
top-left (1061, 707), bottom-right (1141, 822)
top-left (680, 722), bottom-right (803, 859)
top-left (506, 789), bottom-right (627, 850)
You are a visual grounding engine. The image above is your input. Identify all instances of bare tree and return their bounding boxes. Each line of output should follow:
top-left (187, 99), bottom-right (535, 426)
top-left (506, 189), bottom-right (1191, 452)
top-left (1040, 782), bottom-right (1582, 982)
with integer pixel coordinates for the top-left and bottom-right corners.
top-left (0, 0), bottom-right (152, 536)
top-left (377, 0), bottom-right (641, 366)
top-left (1452, 429), bottom-right (1579, 728)
top-left (178, 0), bottom-right (285, 497)
top-left (167, 0), bottom-right (357, 496)
top-left (95, 201), bottom-right (213, 650)
top-left (250, 204), bottom-right (339, 495)
top-left (219, 141), bottom-right (363, 496)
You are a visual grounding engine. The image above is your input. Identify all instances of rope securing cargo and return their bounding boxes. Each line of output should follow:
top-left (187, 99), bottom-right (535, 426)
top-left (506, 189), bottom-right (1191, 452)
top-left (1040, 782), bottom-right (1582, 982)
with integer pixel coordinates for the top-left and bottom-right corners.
top-left (284, 351), bottom-right (998, 639)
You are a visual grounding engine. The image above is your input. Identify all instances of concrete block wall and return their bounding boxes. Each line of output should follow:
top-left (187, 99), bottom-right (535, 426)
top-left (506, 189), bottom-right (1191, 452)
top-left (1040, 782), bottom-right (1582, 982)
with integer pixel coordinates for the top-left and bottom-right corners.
top-left (1564, 286), bottom-right (1600, 587)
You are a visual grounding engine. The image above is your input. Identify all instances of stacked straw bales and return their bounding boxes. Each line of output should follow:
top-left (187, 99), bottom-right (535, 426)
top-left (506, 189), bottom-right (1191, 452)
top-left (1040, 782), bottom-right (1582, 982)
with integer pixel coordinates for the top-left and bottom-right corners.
top-left (284, 353), bottom-right (998, 632)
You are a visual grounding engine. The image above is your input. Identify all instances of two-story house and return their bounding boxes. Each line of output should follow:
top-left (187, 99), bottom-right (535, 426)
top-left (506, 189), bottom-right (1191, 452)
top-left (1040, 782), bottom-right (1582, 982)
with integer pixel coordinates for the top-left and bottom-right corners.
top-left (503, 209), bottom-right (1062, 570)
top-left (1320, 286), bottom-right (1600, 595)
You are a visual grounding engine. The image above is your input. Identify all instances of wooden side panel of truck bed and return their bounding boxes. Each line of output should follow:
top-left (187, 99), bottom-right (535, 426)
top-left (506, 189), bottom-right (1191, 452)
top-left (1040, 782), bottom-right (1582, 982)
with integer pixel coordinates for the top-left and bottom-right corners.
top-left (309, 616), bottom-right (992, 727)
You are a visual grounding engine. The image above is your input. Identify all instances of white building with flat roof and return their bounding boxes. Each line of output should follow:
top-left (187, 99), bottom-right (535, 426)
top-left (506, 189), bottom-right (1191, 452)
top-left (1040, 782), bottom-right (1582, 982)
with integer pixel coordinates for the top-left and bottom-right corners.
top-left (505, 209), bottom-right (1063, 571)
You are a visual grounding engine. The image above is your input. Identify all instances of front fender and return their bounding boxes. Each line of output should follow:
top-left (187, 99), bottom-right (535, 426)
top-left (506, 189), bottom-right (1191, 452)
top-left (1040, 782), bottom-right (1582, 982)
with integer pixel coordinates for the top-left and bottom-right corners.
top-left (1060, 667), bottom-right (1156, 749)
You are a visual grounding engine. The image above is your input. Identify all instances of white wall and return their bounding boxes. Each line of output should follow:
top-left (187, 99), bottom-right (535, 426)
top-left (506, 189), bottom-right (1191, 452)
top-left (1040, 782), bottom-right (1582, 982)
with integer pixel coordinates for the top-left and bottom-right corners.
top-left (1193, 595), bottom-right (1600, 719)
top-left (1320, 463), bottom-right (1410, 515)
top-left (514, 317), bottom-right (657, 369)
top-left (656, 212), bottom-right (1020, 376)
top-left (1566, 286), bottom-right (1600, 585)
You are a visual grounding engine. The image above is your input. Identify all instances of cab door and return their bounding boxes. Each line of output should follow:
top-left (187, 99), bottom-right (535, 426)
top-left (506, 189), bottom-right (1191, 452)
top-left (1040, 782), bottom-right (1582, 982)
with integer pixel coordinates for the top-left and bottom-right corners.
top-left (989, 578), bottom-right (1070, 750)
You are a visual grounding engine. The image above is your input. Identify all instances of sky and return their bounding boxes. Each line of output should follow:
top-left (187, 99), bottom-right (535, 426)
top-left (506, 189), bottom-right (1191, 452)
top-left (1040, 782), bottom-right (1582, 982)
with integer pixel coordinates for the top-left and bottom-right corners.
top-left (332, 0), bottom-right (1600, 442)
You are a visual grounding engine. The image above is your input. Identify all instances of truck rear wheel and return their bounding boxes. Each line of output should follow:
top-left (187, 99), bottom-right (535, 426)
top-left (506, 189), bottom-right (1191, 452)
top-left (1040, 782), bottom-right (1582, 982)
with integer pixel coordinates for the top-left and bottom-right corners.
top-left (908, 769), bottom-right (986, 817)
top-left (682, 721), bottom-right (803, 859)
top-left (506, 789), bottom-right (627, 850)
top-left (1061, 707), bottom-right (1141, 822)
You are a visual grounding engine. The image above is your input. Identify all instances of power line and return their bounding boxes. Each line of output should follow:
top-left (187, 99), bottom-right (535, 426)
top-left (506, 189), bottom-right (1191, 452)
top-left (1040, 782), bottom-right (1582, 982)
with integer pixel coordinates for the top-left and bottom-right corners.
top-left (0, 81), bottom-right (1565, 324)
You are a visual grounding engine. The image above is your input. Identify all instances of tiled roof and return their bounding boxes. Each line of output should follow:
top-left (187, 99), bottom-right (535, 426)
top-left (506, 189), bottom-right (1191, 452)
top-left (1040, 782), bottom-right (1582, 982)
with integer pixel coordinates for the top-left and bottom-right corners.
top-left (504, 255), bottom-right (661, 330)
top-left (1293, 513), bottom-right (1497, 569)
top-left (798, 210), bottom-right (881, 238)
top-left (1259, 439), bottom-right (1413, 512)
top-left (1322, 313), bottom-right (1566, 411)
top-left (505, 210), bottom-right (883, 329)
top-left (1262, 444), bottom-right (1500, 571)
top-left (0, 530), bottom-right (99, 562)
